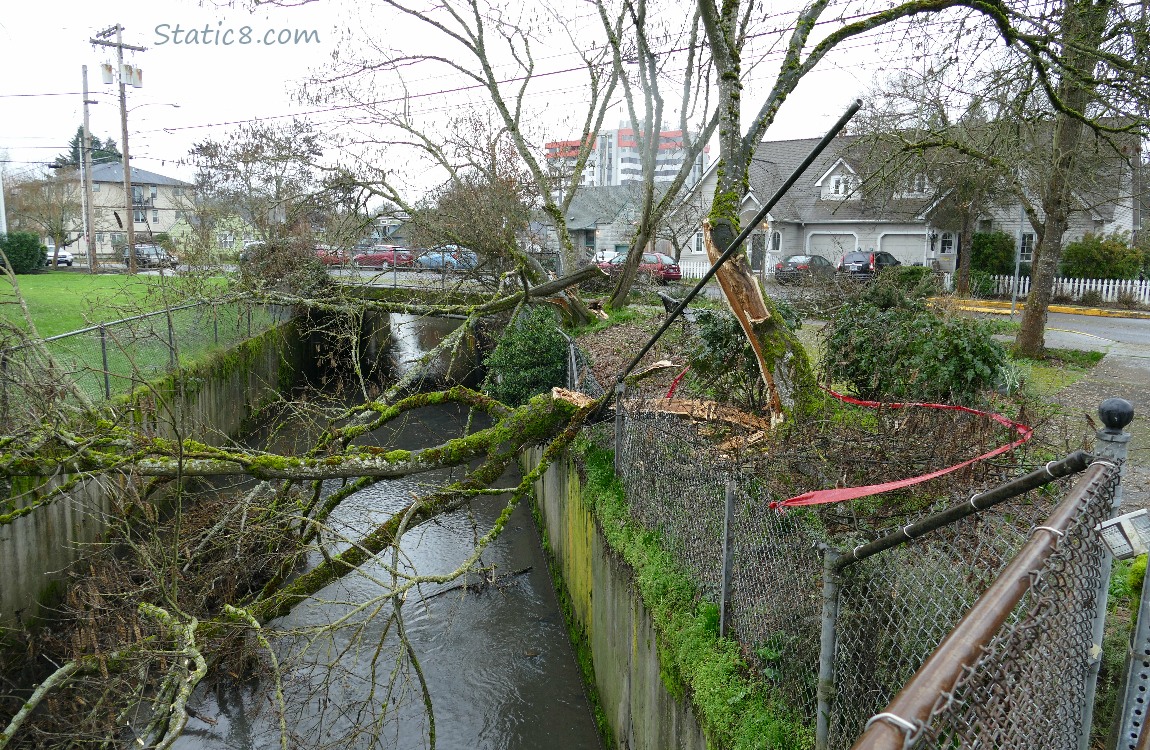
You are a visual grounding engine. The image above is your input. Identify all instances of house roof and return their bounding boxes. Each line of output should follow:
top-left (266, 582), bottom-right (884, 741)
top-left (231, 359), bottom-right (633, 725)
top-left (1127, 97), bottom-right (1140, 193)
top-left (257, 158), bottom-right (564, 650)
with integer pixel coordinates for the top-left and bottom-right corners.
top-left (563, 185), bottom-right (666, 230)
top-left (91, 162), bottom-right (191, 187)
top-left (746, 136), bottom-right (936, 224)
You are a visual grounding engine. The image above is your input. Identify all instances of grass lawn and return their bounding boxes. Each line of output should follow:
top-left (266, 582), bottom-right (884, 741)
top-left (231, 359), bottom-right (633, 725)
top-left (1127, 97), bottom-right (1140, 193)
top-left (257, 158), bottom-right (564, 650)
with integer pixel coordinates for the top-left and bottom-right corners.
top-left (2, 272), bottom-right (208, 338)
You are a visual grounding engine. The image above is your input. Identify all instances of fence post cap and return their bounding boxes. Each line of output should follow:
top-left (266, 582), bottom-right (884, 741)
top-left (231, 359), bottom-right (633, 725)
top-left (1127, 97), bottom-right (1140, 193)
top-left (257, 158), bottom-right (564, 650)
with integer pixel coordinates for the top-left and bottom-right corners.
top-left (1099, 397), bottom-right (1134, 433)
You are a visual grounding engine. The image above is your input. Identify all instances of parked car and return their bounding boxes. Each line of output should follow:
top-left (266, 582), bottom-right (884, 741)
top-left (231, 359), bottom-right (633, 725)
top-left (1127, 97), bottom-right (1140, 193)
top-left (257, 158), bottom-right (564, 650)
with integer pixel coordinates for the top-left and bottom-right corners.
top-left (415, 246), bottom-right (479, 271)
top-left (774, 254), bottom-right (834, 284)
top-left (836, 250), bottom-right (901, 278)
top-left (353, 246), bottom-right (415, 269)
top-left (315, 246), bottom-right (351, 266)
top-left (125, 244), bottom-right (179, 270)
top-left (597, 252), bottom-right (682, 284)
top-left (45, 248), bottom-right (74, 267)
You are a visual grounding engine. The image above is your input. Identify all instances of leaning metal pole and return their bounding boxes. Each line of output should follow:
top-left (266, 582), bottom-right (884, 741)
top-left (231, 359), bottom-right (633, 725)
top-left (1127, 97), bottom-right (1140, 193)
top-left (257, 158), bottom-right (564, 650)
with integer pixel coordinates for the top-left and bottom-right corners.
top-left (609, 99), bottom-right (863, 388)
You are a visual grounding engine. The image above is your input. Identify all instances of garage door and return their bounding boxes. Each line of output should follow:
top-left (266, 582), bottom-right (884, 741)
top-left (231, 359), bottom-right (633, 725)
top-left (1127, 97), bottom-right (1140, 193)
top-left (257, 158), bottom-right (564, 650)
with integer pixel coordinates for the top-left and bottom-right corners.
top-left (807, 234), bottom-right (856, 261)
top-left (879, 234), bottom-right (926, 266)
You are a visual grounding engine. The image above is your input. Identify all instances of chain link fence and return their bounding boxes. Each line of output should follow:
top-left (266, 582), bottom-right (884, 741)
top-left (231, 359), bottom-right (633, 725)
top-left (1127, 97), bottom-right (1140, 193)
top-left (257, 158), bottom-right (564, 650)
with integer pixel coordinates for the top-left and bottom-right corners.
top-left (589, 374), bottom-right (1111, 749)
top-left (1, 301), bottom-right (290, 431)
top-left (899, 464), bottom-right (1118, 750)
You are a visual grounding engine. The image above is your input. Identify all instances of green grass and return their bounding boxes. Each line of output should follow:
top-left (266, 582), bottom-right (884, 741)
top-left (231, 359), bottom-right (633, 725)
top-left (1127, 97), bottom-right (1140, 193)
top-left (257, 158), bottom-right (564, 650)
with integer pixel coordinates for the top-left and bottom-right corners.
top-left (2, 273), bottom-right (277, 403)
top-left (1012, 347), bottom-right (1105, 397)
top-left (2, 272), bottom-right (230, 338)
top-left (1, 273), bottom-right (188, 337)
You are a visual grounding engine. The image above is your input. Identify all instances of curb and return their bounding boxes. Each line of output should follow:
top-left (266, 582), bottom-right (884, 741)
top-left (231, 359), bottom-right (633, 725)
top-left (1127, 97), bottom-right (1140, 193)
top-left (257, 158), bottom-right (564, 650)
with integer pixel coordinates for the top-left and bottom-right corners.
top-left (931, 297), bottom-right (1150, 320)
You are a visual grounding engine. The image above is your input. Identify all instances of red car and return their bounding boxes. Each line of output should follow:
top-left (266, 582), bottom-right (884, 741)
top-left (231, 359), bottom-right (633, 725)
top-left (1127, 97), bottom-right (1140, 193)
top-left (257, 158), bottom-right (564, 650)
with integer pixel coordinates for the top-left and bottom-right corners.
top-left (315, 246), bottom-right (351, 265)
top-left (597, 252), bottom-right (682, 284)
top-left (353, 246), bottom-right (415, 269)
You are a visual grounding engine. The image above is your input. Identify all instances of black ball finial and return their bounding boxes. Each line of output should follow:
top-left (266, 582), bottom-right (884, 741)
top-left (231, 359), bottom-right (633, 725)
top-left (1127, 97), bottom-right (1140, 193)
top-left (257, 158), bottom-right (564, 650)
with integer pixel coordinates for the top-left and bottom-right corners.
top-left (1099, 398), bottom-right (1134, 433)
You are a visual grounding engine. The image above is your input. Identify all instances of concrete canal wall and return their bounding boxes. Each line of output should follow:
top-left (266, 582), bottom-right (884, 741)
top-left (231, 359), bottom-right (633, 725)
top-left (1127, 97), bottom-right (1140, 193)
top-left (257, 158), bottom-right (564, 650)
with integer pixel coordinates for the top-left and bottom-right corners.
top-left (0, 320), bottom-right (307, 627)
top-left (526, 445), bottom-right (707, 750)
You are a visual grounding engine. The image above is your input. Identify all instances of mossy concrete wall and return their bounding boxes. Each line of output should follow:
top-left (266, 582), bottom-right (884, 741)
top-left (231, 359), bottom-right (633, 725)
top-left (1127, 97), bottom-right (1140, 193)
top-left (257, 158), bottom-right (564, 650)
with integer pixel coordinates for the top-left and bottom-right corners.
top-left (526, 445), bottom-right (707, 750)
top-left (0, 321), bottom-right (307, 628)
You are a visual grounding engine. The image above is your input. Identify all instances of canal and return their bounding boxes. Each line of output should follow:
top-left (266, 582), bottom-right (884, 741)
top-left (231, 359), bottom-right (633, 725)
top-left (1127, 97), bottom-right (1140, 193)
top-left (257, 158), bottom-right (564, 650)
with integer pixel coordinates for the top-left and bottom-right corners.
top-left (174, 315), bottom-right (602, 749)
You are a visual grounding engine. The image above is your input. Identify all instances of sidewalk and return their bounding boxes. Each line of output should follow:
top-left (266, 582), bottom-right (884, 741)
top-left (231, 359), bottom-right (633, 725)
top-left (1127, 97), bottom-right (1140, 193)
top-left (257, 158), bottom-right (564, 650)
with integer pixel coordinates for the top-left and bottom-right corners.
top-left (1038, 329), bottom-right (1150, 510)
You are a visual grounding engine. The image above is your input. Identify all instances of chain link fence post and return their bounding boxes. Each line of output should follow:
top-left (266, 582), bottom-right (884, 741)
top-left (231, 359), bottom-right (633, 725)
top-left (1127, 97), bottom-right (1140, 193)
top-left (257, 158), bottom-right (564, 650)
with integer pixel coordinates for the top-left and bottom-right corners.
top-left (0, 351), bottom-right (8, 424)
top-left (99, 324), bottom-right (111, 400)
top-left (1089, 398), bottom-right (1141, 750)
top-left (720, 479), bottom-right (736, 639)
top-left (166, 313), bottom-right (177, 370)
top-left (614, 382), bottom-right (625, 475)
top-left (816, 544), bottom-right (843, 750)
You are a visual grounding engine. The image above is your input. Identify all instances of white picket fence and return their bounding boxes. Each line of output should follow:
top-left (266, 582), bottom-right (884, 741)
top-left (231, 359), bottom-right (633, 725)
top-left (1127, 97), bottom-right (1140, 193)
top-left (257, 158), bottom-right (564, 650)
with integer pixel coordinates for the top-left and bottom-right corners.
top-left (942, 274), bottom-right (1150, 304)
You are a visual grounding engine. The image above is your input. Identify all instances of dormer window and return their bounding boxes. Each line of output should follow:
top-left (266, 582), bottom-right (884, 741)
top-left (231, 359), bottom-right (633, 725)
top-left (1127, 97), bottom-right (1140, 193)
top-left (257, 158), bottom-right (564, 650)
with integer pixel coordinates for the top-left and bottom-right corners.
top-left (816, 158), bottom-right (859, 200)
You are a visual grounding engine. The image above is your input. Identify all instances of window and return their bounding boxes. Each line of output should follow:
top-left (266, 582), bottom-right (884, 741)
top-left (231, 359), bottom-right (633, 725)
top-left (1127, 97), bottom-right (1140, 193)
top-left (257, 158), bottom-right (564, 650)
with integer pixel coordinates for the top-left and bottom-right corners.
top-left (1021, 233), bottom-right (1035, 262)
top-left (940, 232), bottom-right (955, 254)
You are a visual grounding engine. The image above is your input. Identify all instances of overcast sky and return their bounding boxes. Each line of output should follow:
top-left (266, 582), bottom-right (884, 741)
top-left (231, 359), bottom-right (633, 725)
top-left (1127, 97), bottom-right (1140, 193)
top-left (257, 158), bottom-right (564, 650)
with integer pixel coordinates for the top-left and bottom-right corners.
top-left (0, 0), bottom-right (899, 193)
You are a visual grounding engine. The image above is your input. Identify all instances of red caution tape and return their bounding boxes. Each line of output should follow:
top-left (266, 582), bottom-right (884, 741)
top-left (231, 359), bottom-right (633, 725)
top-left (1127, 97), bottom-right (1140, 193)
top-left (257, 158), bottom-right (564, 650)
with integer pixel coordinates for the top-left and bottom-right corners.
top-left (769, 388), bottom-right (1032, 510)
top-left (665, 366), bottom-right (691, 399)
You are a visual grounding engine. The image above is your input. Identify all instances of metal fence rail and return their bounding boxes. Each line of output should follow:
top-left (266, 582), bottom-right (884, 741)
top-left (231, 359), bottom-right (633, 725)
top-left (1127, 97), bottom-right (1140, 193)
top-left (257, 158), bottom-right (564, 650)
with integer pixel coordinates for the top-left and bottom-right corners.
top-left (853, 462), bottom-right (1120, 750)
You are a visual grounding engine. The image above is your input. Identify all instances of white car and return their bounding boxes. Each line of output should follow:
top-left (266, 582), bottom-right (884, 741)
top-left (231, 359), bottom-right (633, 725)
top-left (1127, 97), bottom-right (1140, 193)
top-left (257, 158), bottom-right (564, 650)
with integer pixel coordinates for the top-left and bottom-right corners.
top-left (45, 248), bottom-right (74, 267)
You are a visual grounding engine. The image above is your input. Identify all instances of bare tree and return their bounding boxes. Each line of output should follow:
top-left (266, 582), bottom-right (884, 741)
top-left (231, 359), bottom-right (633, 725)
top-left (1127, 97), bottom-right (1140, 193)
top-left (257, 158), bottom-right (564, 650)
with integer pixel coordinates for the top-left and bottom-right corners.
top-left (5, 171), bottom-right (83, 267)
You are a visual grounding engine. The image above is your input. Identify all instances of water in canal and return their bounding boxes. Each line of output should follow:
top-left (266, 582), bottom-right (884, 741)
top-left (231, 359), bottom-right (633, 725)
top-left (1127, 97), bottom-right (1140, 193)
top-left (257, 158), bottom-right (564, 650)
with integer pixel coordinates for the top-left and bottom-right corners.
top-left (174, 315), bottom-right (602, 750)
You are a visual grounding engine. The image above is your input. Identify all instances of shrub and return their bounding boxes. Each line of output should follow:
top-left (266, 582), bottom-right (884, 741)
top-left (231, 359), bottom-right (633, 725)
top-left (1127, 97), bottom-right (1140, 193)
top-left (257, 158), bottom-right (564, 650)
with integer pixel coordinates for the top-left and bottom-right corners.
top-left (1080, 289), bottom-right (1105, 307)
top-left (0, 232), bottom-right (47, 274)
top-left (971, 231), bottom-right (1017, 275)
top-left (1061, 232), bottom-right (1143, 279)
top-left (687, 308), bottom-right (775, 411)
top-left (483, 305), bottom-right (567, 406)
top-left (821, 300), bottom-right (1009, 405)
top-left (968, 270), bottom-right (997, 298)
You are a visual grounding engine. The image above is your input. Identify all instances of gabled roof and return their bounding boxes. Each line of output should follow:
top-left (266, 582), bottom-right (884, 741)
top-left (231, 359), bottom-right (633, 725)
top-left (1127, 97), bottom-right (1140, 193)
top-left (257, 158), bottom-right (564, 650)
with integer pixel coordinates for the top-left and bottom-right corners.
top-left (746, 136), bottom-right (938, 224)
top-left (813, 158), bottom-right (858, 187)
top-left (91, 162), bottom-right (191, 187)
top-left (563, 185), bottom-right (666, 230)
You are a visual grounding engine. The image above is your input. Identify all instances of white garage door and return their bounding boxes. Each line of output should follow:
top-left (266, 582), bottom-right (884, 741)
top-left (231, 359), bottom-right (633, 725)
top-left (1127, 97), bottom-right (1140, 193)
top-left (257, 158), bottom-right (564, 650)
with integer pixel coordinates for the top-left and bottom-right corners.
top-left (807, 234), bottom-right (856, 261)
top-left (879, 234), bottom-right (926, 266)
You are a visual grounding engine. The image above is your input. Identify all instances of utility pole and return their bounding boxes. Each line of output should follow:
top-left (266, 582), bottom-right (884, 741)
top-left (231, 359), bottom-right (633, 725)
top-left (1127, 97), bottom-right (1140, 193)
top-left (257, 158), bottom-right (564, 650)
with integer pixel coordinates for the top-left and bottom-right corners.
top-left (0, 168), bottom-right (7, 236)
top-left (81, 65), bottom-right (98, 272)
top-left (90, 25), bottom-right (145, 273)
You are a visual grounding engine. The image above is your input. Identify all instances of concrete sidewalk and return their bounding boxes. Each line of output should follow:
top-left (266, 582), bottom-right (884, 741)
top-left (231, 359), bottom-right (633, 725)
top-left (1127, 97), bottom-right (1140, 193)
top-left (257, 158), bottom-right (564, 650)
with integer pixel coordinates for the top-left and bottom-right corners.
top-left (1035, 328), bottom-right (1150, 510)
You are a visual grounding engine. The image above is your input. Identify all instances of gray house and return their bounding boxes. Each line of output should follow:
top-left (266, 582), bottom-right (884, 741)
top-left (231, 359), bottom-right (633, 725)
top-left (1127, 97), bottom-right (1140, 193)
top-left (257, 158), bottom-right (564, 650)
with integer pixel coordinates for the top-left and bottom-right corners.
top-left (543, 185), bottom-right (673, 266)
top-left (677, 133), bottom-right (1143, 276)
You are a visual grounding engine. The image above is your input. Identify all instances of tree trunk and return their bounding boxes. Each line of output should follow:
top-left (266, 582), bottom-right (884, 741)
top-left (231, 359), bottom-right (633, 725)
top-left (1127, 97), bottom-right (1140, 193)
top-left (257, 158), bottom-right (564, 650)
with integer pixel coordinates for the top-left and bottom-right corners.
top-left (1014, 0), bottom-right (1110, 356)
top-left (956, 213), bottom-right (974, 296)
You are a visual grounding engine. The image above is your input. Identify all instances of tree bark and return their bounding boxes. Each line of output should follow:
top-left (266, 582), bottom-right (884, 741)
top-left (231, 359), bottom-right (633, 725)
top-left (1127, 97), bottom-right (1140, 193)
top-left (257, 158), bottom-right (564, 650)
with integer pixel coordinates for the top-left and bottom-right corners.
top-left (1015, 0), bottom-right (1110, 356)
